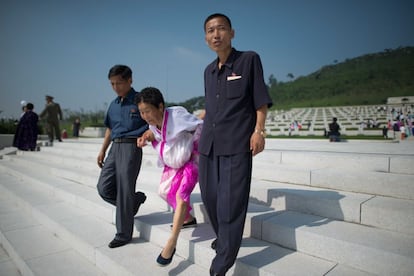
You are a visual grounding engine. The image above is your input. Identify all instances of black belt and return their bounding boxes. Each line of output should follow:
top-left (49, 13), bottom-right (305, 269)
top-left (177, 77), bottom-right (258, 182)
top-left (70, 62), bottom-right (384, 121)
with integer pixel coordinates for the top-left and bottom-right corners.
top-left (112, 137), bottom-right (137, 143)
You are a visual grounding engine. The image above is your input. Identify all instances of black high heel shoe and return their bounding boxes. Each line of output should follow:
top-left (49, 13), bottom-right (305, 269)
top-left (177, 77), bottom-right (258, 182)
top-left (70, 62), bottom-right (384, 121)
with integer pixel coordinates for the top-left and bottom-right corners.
top-left (156, 248), bottom-right (176, 266)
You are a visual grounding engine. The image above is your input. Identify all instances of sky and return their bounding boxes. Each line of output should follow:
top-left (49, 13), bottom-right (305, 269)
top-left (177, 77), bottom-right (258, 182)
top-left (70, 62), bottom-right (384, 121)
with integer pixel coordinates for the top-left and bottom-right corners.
top-left (1, 0), bottom-right (413, 119)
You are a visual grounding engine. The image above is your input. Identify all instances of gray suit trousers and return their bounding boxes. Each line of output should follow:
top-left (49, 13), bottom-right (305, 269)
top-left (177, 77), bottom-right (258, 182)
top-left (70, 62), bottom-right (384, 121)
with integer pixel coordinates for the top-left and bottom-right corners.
top-left (97, 142), bottom-right (143, 241)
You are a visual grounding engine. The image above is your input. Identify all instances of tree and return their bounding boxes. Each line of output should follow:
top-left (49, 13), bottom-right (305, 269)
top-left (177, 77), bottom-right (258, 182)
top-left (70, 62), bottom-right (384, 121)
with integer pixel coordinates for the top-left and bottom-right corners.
top-left (287, 73), bottom-right (295, 79)
top-left (268, 74), bottom-right (277, 88)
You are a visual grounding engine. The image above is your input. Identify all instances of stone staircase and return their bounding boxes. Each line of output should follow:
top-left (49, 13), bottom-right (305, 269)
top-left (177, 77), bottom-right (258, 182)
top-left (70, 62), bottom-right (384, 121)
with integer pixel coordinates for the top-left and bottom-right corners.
top-left (0, 138), bottom-right (413, 275)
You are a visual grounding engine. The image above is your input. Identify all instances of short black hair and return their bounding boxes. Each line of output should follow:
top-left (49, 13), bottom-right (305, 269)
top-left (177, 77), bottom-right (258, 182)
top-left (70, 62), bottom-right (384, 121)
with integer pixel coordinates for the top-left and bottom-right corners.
top-left (204, 13), bottom-right (232, 31)
top-left (26, 103), bottom-right (34, 110)
top-left (135, 87), bottom-right (165, 109)
top-left (108, 65), bottom-right (132, 80)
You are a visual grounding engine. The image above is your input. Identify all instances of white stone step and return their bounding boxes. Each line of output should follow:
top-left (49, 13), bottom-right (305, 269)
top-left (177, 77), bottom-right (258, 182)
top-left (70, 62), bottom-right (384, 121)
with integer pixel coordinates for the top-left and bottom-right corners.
top-left (42, 138), bottom-right (159, 160)
top-left (0, 147), bottom-right (18, 159)
top-left (260, 210), bottom-right (414, 275)
top-left (253, 163), bottom-right (414, 200)
top-left (30, 140), bottom-right (414, 199)
top-left (0, 160), bottom-right (169, 224)
top-left (37, 146), bottom-right (159, 169)
top-left (256, 150), bottom-right (390, 172)
top-left (361, 196), bottom-right (414, 236)
top-left (256, 149), bottom-right (414, 175)
top-left (7, 145), bottom-right (414, 236)
top-left (250, 180), bottom-right (372, 222)
top-left (263, 138), bottom-right (413, 156)
top-left (49, 138), bottom-right (414, 176)
top-left (311, 167), bottom-right (414, 200)
top-left (0, 173), bottom-right (206, 276)
top-left (0, 179), bottom-right (106, 276)
top-left (0, 245), bottom-right (21, 276)
top-left (3, 155), bottom-right (171, 214)
top-left (249, 180), bottom-right (414, 236)
top-left (0, 165), bottom-right (346, 275)
top-left (8, 150), bottom-right (160, 187)
top-left (2, 139), bottom-right (414, 275)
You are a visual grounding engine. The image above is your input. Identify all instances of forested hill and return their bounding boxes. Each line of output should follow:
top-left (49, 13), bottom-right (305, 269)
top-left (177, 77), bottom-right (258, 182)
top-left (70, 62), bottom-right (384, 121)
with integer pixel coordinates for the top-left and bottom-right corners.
top-left (170, 46), bottom-right (414, 112)
top-left (268, 46), bottom-right (414, 109)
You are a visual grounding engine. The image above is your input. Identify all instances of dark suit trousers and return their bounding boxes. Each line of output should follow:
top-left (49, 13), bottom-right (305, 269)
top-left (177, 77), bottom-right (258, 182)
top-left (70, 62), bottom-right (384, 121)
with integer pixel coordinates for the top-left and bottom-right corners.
top-left (199, 150), bottom-right (252, 274)
top-left (97, 142), bottom-right (142, 241)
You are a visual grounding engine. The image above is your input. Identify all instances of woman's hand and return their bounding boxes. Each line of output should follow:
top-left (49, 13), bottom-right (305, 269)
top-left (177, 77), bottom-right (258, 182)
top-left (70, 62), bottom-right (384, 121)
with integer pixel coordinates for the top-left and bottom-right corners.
top-left (137, 129), bottom-right (155, 147)
top-left (137, 136), bottom-right (147, 147)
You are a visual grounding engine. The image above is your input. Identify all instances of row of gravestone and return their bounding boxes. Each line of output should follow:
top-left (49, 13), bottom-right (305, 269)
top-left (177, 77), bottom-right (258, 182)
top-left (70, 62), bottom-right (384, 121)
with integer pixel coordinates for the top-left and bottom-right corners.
top-left (265, 104), bottom-right (410, 137)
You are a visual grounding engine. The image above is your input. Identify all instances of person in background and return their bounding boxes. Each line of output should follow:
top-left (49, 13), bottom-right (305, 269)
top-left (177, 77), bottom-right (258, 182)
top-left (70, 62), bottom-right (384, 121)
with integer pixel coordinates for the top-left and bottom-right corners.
top-left (382, 125), bottom-right (388, 139)
top-left (400, 123), bottom-right (406, 140)
top-left (136, 87), bottom-right (202, 266)
top-left (199, 13), bottom-right (273, 275)
top-left (13, 103), bottom-right (39, 151)
top-left (61, 129), bottom-right (68, 139)
top-left (72, 117), bottom-right (81, 137)
top-left (328, 117), bottom-right (341, 142)
top-left (39, 95), bottom-right (63, 143)
top-left (96, 65), bottom-right (148, 248)
top-left (20, 102), bottom-right (27, 118)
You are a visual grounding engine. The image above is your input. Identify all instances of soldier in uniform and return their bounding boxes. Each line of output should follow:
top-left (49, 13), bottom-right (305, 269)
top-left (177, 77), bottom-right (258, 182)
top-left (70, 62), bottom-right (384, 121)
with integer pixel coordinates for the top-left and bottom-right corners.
top-left (39, 95), bottom-right (63, 142)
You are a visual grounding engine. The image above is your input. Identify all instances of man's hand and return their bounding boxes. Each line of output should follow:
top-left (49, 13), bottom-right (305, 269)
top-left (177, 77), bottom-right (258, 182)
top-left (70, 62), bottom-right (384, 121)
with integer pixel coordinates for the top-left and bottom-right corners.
top-left (97, 151), bottom-right (105, 168)
top-left (250, 131), bottom-right (265, 156)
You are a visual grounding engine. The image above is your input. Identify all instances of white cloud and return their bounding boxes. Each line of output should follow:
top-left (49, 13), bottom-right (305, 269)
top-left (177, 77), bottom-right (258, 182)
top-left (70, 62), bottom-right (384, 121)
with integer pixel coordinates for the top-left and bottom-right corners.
top-left (173, 47), bottom-right (208, 64)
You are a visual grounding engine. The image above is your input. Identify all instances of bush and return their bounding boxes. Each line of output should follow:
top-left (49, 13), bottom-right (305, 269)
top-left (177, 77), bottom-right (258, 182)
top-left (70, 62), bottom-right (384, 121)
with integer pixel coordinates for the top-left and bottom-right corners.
top-left (0, 119), bottom-right (17, 134)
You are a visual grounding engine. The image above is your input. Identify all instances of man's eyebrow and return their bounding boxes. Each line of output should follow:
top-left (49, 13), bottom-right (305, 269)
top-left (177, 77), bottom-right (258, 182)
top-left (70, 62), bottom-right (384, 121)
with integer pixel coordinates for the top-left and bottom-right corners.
top-left (206, 24), bottom-right (226, 30)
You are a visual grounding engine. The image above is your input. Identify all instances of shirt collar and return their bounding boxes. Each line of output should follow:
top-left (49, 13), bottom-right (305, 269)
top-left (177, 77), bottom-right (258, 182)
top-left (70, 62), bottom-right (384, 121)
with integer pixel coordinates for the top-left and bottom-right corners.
top-left (210, 48), bottom-right (237, 74)
top-left (115, 88), bottom-right (136, 104)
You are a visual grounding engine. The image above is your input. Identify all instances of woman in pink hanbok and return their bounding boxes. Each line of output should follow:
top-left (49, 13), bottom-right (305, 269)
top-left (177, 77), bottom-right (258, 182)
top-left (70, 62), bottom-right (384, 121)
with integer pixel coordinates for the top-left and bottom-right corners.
top-left (135, 87), bottom-right (203, 266)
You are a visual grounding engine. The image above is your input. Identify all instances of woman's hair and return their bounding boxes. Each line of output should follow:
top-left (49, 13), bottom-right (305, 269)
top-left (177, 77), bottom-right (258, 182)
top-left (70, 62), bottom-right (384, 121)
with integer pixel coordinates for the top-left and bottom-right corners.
top-left (135, 87), bottom-right (165, 109)
top-left (108, 64), bottom-right (132, 80)
top-left (204, 13), bottom-right (232, 31)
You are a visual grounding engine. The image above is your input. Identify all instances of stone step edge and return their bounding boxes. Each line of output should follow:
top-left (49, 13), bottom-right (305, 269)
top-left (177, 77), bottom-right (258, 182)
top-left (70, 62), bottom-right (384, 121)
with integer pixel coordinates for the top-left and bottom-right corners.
top-left (0, 230), bottom-right (34, 276)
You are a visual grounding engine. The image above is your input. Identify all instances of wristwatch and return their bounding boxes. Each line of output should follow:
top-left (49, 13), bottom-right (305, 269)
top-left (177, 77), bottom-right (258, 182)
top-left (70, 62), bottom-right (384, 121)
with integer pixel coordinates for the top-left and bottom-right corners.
top-left (254, 128), bottom-right (267, 138)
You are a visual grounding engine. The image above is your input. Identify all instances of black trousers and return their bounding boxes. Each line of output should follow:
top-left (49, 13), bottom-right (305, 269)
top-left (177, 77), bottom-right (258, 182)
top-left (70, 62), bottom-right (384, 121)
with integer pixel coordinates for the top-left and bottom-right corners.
top-left (97, 142), bottom-right (143, 241)
top-left (199, 150), bottom-right (252, 275)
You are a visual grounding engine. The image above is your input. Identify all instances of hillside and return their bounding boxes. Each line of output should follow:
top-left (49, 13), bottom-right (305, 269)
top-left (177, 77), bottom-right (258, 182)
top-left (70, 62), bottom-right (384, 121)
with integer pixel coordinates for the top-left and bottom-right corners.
top-left (173, 46), bottom-right (414, 112)
top-left (268, 46), bottom-right (414, 109)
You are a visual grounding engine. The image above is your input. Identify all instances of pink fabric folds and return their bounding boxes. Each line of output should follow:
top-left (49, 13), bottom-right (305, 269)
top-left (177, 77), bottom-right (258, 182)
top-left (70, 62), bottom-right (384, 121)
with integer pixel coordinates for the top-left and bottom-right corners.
top-left (160, 160), bottom-right (198, 217)
top-left (150, 107), bottom-right (203, 219)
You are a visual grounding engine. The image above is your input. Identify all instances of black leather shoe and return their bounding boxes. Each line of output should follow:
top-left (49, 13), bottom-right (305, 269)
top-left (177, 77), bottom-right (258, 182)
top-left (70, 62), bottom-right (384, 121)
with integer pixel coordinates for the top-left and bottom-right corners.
top-left (108, 238), bottom-right (130, 248)
top-left (134, 192), bottom-right (147, 215)
top-left (170, 217), bottom-right (197, 229)
top-left (156, 248), bottom-right (176, 266)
